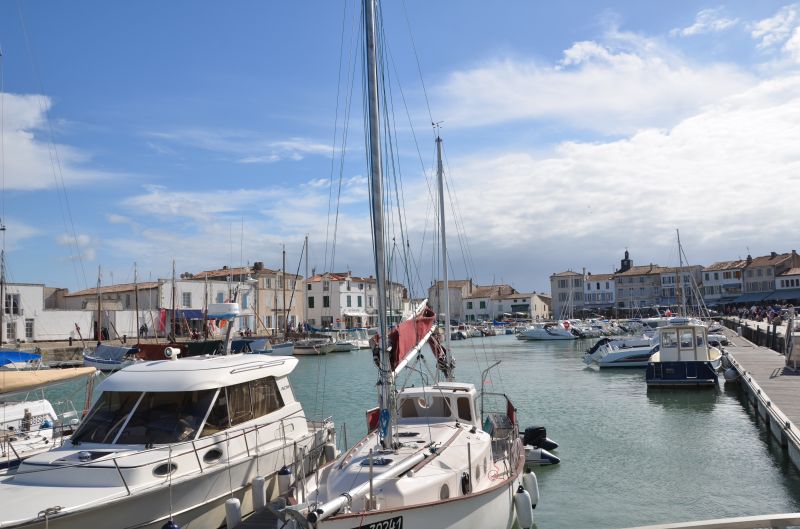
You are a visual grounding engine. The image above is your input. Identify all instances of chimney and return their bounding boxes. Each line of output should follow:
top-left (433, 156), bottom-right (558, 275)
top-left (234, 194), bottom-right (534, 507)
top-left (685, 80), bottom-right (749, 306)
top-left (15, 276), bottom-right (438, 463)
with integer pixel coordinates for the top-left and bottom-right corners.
top-left (746, 254), bottom-right (752, 265)
top-left (771, 251), bottom-right (777, 258)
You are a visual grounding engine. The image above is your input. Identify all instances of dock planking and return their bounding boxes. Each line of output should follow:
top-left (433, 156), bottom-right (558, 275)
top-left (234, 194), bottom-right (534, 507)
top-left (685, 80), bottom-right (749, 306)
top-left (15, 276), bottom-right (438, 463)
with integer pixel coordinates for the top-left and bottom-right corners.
top-left (724, 328), bottom-right (800, 468)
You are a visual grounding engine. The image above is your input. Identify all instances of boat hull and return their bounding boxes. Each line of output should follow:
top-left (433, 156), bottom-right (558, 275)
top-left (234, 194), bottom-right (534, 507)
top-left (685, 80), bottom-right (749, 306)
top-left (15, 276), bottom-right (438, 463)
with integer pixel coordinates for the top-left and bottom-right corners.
top-left (313, 459), bottom-right (524, 529)
top-left (646, 361), bottom-right (719, 388)
top-left (0, 429), bottom-right (328, 529)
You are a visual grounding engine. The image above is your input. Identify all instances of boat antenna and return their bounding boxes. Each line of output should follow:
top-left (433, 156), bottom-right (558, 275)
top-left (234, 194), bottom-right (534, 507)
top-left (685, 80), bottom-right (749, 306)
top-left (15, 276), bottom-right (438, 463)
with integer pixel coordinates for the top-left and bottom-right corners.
top-left (364, 0), bottom-right (394, 450)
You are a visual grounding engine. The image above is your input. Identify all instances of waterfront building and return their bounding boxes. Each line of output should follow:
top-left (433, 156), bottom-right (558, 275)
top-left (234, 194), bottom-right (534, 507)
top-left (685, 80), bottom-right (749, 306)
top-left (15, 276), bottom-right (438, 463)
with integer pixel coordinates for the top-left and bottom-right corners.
top-left (462, 284), bottom-right (517, 321)
top-left (658, 265), bottom-right (703, 308)
top-left (701, 259), bottom-right (746, 306)
top-left (737, 251), bottom-right (800, 304)
top-left (494, 291), bottom-right (551, 321)
top-left (774, 266), bottom-right (800, 303)
top-left (1, 282), bottom-right (92, 343)
top-left (427, 279), bottom-right (474, 322)
top-left (614, 264), bottom-right (665, 314)
top-left (305, 272), bottom-right (406, 329)
top-left (583, 273), bottom-right (615, 314)
top-left (65, 277), bottom-right (242, 338)
top-left (192, 264), bottom-right (303, 335)
top-left (549, 270), bottom-right (584, 319)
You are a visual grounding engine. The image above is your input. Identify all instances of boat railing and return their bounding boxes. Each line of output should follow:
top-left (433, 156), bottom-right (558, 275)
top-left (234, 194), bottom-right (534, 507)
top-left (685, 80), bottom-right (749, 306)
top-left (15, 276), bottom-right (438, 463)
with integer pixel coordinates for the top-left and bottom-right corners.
top-left (622, 512), bottom-right (800, 529)
top-left (12, 410), bottom-right (336, 498)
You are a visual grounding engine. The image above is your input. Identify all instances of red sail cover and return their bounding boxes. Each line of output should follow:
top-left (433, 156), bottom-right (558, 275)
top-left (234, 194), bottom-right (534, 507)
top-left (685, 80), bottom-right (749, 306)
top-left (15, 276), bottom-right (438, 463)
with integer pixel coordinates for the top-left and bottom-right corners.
top-left (389, 305), bottom-right (436, 371)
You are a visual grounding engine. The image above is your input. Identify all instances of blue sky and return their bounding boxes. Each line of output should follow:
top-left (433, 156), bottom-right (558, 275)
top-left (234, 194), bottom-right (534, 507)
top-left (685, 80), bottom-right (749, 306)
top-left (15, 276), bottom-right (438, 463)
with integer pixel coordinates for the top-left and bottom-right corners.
top-left (0, 1), bottom-right (798, 297)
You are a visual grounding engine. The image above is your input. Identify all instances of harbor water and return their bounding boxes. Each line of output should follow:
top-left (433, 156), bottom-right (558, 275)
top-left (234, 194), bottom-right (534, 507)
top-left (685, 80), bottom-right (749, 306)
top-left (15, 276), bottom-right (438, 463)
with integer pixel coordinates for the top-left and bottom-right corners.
top-left (24, 334), bottom-right (800, 528)
top-left (290, 334), bottom-right (800, 528)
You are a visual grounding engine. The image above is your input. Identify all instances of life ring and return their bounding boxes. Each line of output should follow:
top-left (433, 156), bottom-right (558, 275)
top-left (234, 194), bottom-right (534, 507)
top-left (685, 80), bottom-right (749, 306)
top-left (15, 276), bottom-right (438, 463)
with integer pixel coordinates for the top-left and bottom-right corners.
top-left (563, 320), bottom-right (570, 330)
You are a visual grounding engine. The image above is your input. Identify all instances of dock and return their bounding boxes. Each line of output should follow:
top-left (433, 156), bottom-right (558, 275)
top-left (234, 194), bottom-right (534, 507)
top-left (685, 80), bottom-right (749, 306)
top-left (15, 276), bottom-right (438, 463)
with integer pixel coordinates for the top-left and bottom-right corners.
top-left (723, 322), bottom-right (800, 470)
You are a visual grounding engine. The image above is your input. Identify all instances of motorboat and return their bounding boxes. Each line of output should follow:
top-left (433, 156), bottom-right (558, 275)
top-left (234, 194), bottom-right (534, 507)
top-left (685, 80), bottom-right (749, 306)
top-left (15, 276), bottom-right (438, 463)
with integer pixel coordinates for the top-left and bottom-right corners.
top-left (518, 322), bottom-right (577, 341)
top-left (583, 337), bottom-right (659, 368)
top-left (82, 344), bottom-right (138, 372)
top-left (646, 320), bottom-right (722, 388)
top-left (0, 303), bottom-right (337, 529)
top-left (293, 337), bottom-right (331, 355)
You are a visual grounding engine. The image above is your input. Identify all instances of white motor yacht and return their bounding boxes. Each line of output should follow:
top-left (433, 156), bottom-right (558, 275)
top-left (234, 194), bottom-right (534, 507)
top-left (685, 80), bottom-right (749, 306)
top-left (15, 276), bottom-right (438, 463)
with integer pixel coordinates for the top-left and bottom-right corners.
top-left (518, 322), bottom-right (576, 341)
top-left (0, 346), bottom-right (336, 529)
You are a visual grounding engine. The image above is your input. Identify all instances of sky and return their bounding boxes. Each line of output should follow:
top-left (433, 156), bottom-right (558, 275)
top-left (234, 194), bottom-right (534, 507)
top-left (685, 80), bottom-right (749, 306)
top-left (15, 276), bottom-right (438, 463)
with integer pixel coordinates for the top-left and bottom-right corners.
top-left (0, 1), bottom-right (798, 298)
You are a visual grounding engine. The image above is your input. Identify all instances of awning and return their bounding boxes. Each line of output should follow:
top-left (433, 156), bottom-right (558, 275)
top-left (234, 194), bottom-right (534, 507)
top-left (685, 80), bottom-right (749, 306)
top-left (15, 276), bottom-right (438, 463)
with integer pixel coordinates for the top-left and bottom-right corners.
top-left (709, 297), bottom-right (739, 306)
top-left (342, 309), bottom-right (368, 317)
top-left (764, 289), bottom-right (800, 301)
top-left (176, 309), bottom-right (204, 320)
top-left (732, 292), bottom-right (771, 303)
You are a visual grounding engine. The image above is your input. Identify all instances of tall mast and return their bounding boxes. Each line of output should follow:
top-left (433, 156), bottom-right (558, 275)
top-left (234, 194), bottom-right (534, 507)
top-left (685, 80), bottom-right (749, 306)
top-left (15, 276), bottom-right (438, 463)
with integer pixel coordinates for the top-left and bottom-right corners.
top-left (282, 244), bottom-right (288, 338)
top-left (304, 234), bottom-right (309, 330)
top-left (677, 229), bottom-right (686, 316)
top-left (364, 0), bottom-right (393, 450)
top-left (0, 248), bottom-right (5, 345)
top-left (134, 263), bottom-right (140, 343)
top-left (436, 135), bottom-right (453, 380)
top-left (171, 260), bottom-right (177, 340)
top-left (203, 275), bottom-right (209, 337)
top-left (96, 265), bottom-right (102, 342)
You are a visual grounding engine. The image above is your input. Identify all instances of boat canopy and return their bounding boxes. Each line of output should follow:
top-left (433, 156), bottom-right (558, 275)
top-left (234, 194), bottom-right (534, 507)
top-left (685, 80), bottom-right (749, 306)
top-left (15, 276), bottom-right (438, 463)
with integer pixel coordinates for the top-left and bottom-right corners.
top-left (0, 350), bottom-right (41, 366)
top-left (0, 366), bottom-right (96, 395)
top-left (99, 354), bottom-right (298, 393)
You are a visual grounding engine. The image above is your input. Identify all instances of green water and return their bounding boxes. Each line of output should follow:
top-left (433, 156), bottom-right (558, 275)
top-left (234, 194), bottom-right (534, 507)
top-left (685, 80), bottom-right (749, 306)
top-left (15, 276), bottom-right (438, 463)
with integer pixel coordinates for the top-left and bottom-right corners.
top-left (290, 334), bottom-right (800, 528)
top-left (25, 336), bottom-right (800, 528)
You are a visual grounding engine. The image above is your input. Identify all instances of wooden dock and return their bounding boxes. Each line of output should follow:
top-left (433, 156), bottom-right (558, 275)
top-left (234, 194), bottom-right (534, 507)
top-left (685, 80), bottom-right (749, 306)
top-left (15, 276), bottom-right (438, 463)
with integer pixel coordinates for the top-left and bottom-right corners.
top-left (725, 328), bottom-right (800, 469)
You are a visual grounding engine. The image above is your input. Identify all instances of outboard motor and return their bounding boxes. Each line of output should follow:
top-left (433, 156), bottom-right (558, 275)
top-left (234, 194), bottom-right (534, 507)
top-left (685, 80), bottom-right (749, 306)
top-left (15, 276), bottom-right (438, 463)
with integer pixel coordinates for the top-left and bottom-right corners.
top-left (522, 426), bottom-right (558, 451)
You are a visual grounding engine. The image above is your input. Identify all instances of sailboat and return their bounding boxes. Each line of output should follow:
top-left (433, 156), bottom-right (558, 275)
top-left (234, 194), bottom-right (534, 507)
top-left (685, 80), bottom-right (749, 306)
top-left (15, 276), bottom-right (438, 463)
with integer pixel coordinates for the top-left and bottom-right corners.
top-left (285, 3), bottom-right (535, 527)
top-left (81, 266), bottom-right (139, 371)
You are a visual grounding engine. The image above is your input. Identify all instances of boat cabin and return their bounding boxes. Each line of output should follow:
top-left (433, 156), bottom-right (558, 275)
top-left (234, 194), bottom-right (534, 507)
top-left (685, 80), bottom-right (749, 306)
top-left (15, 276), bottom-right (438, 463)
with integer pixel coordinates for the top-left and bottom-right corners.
top-left (71, 354), bottom-right (300, 446)
top-left (396, 382), bottom-right (479, 427)
top-left (657, 324), bottom-right (713, 363)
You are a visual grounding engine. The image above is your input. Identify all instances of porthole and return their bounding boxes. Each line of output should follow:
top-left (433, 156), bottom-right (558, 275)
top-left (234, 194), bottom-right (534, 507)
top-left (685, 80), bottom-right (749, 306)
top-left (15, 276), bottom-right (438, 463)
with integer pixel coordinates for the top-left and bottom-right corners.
top-left (153, 462), bottom-right (178, 477)
top-left (475, 465), bottom-right (481, 482)
top-left (440, 483), bottom-right (450, 500)
top-left (203, 448), bottom-right (224, 464)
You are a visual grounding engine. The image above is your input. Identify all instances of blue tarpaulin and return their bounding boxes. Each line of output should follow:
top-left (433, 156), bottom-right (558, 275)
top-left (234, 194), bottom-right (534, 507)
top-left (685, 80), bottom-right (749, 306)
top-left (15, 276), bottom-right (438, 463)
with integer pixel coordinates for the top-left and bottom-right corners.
top-left (0, 350), bottom-right (41, 366)
top-left (732, 292), bottom-right (771, 303)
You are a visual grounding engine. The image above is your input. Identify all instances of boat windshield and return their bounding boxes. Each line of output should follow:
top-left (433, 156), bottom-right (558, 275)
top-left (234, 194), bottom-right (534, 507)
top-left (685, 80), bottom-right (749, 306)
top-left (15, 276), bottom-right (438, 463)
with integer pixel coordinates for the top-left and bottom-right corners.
top-left (72, 389), bottom-right (216, 445)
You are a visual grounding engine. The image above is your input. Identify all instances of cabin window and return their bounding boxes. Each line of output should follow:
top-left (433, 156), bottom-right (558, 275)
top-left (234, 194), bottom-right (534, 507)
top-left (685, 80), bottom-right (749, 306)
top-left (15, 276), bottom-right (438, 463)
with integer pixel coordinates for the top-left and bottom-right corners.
top-left (457, 397), bottom-right (472, 421)
top-left (115, 389), bottom-right (217, 444)
top-left (201, 390), bottom-right (230, 437)
top-left (661, 330), bottom-right (678, 349)
top-left (398, 396), bottom-right (452, 419)
top-left (679, 330), bottom-right (694, 349)
top-left (72, 391), bottom-right (142, 444)
top-left (227, 382), bottom-right (255, 426)
top-left (251, 377), bottom-right (284, 418)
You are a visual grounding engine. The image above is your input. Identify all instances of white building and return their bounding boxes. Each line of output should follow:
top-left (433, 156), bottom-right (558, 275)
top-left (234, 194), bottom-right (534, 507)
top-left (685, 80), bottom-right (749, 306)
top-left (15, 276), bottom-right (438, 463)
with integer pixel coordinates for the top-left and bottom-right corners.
top-left (549, 271), bottom-right (584, 319)
top-left (427, 279), bottom-right (474, 322)
top-left (658, 265), bottom-right (703, 308)
top-left (583, 273), bottom-right (615, 313)
top-left (2, 283), bottom-right (92, 343)
top-left (63, 277), bottom-right (251, 339)
top-left (701, 259), bottom-right (746, 306)
top-left (305, 272), bottom-right (407, 329)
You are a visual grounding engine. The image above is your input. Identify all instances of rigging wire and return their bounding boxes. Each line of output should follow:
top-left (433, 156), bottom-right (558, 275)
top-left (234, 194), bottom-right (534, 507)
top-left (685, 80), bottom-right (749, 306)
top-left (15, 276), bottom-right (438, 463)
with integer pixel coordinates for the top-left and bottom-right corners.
top-left (15, 0), bottom-right (88, 290)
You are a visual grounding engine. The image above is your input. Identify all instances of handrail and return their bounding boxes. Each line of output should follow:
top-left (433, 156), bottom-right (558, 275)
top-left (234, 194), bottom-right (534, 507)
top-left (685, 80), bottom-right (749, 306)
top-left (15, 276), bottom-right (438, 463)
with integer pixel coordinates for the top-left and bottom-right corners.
top-left (13, 410), bottom-right (331, 478)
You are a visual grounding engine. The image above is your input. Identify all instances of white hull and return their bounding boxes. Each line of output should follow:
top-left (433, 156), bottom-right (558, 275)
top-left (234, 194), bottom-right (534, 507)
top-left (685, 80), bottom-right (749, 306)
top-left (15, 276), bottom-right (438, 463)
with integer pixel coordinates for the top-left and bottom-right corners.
top-left (0, 425), bottom-right (329, 529)
top-left (82, 353), bottom-right (136, 372)
top-left (310, 470), bottom-right (522, 529)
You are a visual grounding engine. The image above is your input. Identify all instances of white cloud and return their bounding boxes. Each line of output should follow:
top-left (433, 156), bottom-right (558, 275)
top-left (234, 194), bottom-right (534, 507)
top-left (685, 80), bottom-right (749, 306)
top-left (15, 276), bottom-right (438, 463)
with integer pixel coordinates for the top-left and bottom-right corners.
top-left (434, 30), bottom-right (756, 134)
top-left (0, 92), bottom-right (109, 190)
top-left (147, 129), bottom-right (331, 164)
top-left (751, 5), bottom-right (799, 49)
top-left (56, 232), bottom-right (95, 262)
top-left (417, 74), bottom-right (800, 279)
top-left (670, 7), bottom-right (738, 37)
